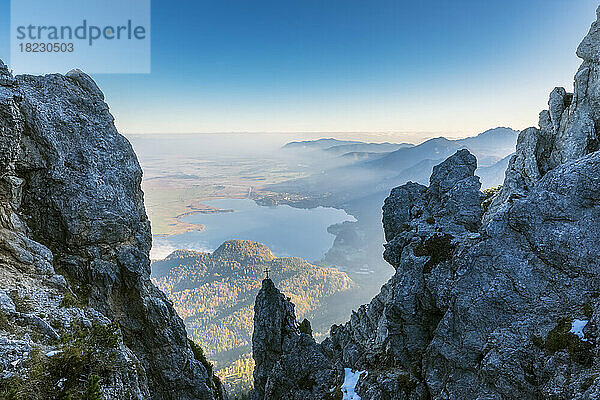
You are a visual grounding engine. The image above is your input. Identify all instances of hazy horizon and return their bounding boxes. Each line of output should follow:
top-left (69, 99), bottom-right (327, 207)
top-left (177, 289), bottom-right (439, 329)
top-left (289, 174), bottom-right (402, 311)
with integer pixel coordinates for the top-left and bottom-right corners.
top-left (1, 1), bottom-right (598, 139)
top-left (124, 126), bottom-right (516, 145)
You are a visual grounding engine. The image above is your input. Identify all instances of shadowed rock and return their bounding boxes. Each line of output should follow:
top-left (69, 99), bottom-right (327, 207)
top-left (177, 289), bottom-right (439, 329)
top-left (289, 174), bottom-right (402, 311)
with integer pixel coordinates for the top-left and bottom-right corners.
top-left (252, 278), bottom-right (339, 400)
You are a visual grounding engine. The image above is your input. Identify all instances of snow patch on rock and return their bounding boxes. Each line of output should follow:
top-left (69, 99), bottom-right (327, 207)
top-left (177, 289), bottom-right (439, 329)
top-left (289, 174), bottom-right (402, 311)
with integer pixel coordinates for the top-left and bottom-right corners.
top-left (341, 368), bottom-right (367, 400)
top-left (570, 319), bottom-right (589, 341)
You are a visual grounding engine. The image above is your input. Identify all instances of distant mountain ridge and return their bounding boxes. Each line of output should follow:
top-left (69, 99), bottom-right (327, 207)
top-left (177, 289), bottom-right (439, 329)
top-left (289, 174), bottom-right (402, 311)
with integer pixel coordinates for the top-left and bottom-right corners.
top-left (283, 137), bottom-right (414, 156)
top-left (280, 128), bottom-right (518, 180)
top-left (324, 142), bottom-right (413, 155)
top-left (367, 127), bottom-right (518, 171)
top-left (283, 138), bottom-right (363, 149)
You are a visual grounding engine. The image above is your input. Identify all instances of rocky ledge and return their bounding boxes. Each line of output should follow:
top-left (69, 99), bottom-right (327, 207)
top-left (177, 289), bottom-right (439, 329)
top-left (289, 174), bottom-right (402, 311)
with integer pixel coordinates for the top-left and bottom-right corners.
top-left (252, 7), bottom-right (600, 400)
top-left (0, 62), bottom-right (226, 399)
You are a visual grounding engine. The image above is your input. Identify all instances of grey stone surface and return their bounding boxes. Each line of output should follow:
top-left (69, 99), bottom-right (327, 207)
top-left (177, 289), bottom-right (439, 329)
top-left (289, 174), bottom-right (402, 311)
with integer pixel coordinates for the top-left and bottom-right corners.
top-left (252, 6), bottom-right (600, 400)
top-left (252, 278), bottom-right (340, 400)
top-left (0, 64), bottom-right (226, 398)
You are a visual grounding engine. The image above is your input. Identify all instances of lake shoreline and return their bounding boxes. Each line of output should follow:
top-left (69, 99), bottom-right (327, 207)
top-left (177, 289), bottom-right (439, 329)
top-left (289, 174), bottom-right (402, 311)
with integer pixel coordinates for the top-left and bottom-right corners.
top-left (151, 198), bottom-right (356, 262)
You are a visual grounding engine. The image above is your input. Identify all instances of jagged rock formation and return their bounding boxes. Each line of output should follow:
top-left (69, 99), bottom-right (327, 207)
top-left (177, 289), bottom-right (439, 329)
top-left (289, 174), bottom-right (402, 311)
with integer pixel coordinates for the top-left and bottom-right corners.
top-left (253, 278), bottom-right (340, 400)
top-left (252, 7), bottom-right (600, 400)
top-left (0, 62), bottom-right (225, 399)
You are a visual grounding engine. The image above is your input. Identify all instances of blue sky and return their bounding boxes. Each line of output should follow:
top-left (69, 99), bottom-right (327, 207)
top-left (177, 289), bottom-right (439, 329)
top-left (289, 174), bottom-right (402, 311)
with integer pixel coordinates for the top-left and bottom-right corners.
top-left (0, 1), bottom-right (598, 140)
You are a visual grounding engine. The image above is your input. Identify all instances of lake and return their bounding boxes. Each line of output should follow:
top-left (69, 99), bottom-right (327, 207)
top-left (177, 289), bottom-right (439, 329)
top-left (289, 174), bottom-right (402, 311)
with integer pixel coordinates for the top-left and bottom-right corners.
top-left (150, 198), bottom-right (356, 261)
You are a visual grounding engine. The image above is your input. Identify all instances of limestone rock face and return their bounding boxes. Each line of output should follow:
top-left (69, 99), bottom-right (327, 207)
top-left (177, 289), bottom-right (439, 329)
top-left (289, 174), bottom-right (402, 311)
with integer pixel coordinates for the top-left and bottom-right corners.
top-left (0, 64), bottom-right (225, 399)
top-left (252, 7), bottom-right (600, 400)
top-left (252, 279), bottom-right (339, 400)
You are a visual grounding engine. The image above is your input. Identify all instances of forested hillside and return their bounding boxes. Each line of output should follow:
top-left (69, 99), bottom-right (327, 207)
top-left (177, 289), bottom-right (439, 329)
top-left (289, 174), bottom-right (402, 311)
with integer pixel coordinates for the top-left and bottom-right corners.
top-left (152, 240), bottom-right (357, 393)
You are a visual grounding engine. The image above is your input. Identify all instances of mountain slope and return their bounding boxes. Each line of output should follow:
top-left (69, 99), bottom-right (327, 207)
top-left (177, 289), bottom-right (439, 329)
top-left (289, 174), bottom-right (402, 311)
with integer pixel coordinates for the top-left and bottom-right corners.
top-left (455, 126), bottom-right (519, 155)
top-left (252, 7), bottom-right (600, 400)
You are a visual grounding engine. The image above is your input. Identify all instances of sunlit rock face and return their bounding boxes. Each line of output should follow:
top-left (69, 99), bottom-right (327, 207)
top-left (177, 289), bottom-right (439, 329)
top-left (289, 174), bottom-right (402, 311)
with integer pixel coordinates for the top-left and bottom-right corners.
top-left (252, 7), bottom-right (600, 400)
top-left (0, 60), bottom-right (225, 399)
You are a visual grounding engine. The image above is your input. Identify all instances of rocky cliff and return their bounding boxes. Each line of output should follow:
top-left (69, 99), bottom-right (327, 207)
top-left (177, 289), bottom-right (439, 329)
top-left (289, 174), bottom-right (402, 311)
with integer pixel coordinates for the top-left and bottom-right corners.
top-left (0, 63), bottom-right (225, 399)
top-left (252, 7), bottom-right (600, 400)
